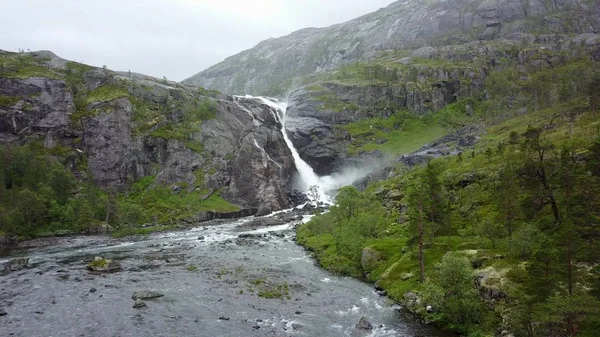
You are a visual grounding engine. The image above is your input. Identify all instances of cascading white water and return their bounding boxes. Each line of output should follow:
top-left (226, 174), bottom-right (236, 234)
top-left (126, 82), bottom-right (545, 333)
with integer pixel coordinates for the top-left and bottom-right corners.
top-left (235, 95), bottom-right (374, 204)
top-left (254, 96), bottom-right (331, 203)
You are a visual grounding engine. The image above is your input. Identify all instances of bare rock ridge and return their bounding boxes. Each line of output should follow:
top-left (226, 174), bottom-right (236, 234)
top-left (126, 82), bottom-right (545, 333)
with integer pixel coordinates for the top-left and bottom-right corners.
top-left (0, 50), bottom-right (294, 214)
top-left (183, 0), bottom-right (600, 95)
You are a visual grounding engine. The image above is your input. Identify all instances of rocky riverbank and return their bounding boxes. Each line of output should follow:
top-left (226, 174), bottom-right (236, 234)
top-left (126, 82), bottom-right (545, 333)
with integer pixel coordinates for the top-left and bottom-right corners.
top-left (0, 211), bottom-right (450, 337)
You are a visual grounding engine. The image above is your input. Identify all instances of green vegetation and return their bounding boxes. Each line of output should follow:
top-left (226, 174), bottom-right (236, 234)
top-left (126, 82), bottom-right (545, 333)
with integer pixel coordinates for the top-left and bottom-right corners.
top-left (0, 52), bottom-right (59, 79)
top-left (0, 95), bottom-right (20, 108)
top-left (298, 55), bottom-right (600, 336)
top-left (115, 178), bottom-right (238, 227)
top-left (246, 278), bottom-right (291, 299)
top-left (339, 105), bottom-right (466, 155)
top-left (258, 282), bottom-right (290, 299)
top-left (0, 143), bottom-right (238, 240)
top-left (0, 144), bottom-right (107, 239)
top-left (84, 85), bottom-right (130, 104)
top-left (149, 98), bottom-right (216, 152)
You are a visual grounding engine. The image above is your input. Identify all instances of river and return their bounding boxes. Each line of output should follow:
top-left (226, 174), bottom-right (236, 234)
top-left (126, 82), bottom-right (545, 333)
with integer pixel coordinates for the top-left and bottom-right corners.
top-left (0, 213), bottom-right (451, 337)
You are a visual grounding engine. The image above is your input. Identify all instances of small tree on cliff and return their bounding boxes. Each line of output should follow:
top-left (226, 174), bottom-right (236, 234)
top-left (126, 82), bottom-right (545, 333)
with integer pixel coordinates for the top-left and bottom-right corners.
top-left (308, 185), bottom-right (321, 204)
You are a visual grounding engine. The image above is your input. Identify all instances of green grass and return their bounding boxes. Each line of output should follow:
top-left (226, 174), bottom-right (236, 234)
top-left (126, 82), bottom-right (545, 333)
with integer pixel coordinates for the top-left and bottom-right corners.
top-left (257, 282), bottom-right (290, 299)
top-left (338, 100), bottom-right (476, 156)
top-left (0, 95), bottom-right (20, 108)
top-left (0, 53), bottom-right (60, 79)
top-left (85, 85), bottom-right (130, 104)
top-left (199, 192), bottom-right (240, 212)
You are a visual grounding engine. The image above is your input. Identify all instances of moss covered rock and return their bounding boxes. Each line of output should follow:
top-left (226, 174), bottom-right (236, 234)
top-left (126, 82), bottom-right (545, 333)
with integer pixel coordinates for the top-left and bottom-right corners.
top-left (86, 256), bottom-right (122, 273)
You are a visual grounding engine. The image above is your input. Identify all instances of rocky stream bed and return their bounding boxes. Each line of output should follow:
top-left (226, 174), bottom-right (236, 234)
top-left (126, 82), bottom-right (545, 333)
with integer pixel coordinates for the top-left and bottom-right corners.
top-left (0, 210), bottom-right (450, 337)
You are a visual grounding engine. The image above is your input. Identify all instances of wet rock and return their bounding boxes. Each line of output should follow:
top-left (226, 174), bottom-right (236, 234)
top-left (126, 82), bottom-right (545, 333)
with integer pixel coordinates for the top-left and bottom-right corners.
top-left (268, 231), bottom-right (285, 238)
top-left (10, 257), bottom-right (30, 271)
top-left (218, 316), bottom-right (230, 321)
top-left (2, 257), bottom-right (30, 275)
top-left (89, 288), bottom-right (97, 293)
top-left (132, 299), bottom-right (147, 309)
top-left (360, 247), bottom-right (382, 273)
top-left (0, 309), bottom-right (7, 316)
top-left (355, 316), bottom-right (373, 331)
top-left (87, 257), bottom-right (122, 273)
top-left (132, 290), bottom-right (164, 300)
top-left (376, 290), bottom-right (387, 297)
top-left (197, 236), bottom-right (205, 241)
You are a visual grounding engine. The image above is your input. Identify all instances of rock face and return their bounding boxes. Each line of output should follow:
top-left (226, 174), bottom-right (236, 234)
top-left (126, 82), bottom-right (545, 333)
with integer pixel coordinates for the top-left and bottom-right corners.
top-left (207, 96), bottom-right (295, 213)
top-left (183, 0), bottom-right (600, 95)
top-left (0, 50), bottom-right (295, 213)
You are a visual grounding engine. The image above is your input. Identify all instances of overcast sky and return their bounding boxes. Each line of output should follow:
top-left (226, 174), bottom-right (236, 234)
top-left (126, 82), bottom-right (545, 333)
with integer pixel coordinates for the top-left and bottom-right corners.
top-left (0, 0), bottom-right (394, 81)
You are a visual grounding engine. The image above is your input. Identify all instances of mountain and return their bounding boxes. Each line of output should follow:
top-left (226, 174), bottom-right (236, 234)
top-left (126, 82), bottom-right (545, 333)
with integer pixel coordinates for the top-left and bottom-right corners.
top-left (0, 50), bottom-right (296, 225)
top-left (183, 0), bottom-right (600, 95)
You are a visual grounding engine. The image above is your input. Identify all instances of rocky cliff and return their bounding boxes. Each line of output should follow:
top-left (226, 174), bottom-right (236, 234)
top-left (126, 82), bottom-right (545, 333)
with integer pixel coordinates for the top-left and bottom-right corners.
top-left (0, 50), bottom-right (295, 214)
top-left (183, 0), bottom-right (600, 95)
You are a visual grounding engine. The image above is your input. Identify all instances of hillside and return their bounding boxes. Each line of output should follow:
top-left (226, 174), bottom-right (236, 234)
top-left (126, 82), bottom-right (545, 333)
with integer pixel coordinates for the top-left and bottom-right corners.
top-left (0, 50), bottom-right (296, 239)
top-left (183, 0), bottom-right (600, 95)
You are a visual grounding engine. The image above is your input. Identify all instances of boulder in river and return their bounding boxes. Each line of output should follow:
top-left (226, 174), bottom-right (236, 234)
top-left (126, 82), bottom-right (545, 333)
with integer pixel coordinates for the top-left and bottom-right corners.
top-left (355, 316), bottom-right (373, 330)
top-left (1, 257), bottom-right (29, 275)
top-left (132, 290), bottom-right (164, 300)
top-left (132, 299), bottom-right (147, 309)
top-left (0, 308), bottom-right (7, 316)
top-left (86, 256), bottom-right (122, 273)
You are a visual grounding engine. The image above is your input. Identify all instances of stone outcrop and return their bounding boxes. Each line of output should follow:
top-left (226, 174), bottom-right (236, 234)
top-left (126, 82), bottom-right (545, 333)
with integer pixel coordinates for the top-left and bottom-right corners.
top-left (184, 0), bottom-right (600, 95)
top-left (0, 50), bottom-right (296, 213)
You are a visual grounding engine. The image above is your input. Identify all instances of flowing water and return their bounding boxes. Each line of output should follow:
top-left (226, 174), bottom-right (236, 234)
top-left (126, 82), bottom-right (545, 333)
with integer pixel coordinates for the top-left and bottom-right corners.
top-left (0, 97), bottom-right (452, 336)
top-left (0, 215), bottom-right (450, 337)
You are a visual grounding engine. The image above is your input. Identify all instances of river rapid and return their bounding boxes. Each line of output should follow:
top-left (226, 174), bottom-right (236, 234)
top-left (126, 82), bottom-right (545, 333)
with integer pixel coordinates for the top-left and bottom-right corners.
top-left (0, 213), bottom-right (451, 337)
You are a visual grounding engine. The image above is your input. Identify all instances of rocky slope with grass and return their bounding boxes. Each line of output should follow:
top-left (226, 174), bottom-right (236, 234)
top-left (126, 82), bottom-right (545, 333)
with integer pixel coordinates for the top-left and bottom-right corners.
top-left (184, 0), bottom-right (600, 175)
top-left (184, 0), bottom-right (600, 95)
top-left (0, 50), bottom-right (295, 225)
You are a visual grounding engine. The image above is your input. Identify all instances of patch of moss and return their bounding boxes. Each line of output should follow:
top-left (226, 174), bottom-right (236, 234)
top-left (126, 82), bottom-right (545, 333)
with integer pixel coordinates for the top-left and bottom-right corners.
top-left (87, 258), bottom-right (109, 269)
top-left (0, 95), bottom-right (20, 108)
top-left (257, 282), bottom-right (290, 299)
top-left (85, 85), bottom-right (130, 104)
top-left (0, 53), bottom-right (60, 79)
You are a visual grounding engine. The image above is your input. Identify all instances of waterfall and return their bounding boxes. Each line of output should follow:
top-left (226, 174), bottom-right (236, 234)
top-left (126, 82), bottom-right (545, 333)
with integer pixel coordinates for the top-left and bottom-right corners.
top-left (254, 96), bottom-right (332, 203)
top-left (235, 95), bottom-right (368, 204)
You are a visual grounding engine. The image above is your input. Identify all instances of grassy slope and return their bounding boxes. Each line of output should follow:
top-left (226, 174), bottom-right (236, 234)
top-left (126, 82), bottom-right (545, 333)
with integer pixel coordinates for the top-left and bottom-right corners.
top-left (296, 51), bottom-right (600, 335)
top-left (297, 105), bottom-right (600, 335)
